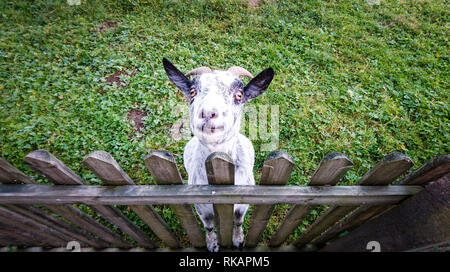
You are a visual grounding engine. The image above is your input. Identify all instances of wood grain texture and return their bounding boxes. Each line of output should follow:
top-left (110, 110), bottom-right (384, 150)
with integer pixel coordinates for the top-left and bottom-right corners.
top-left (246, 150), bottom-right (294, 247)
top-left (298, 152), bottom-right (414, 248)
top-left (3, 204), bottom-right (107, 248)
top-left (83, 151), bottom-right (159, 248)
top-left (316, 154), bottom-right (449, 248)
top-left (0, 157), bottom-right (109, 248)
top-left (0, 158), bottom-right (36, 184)
top-left (0, 184), bottom-right (421, 205)
top-left (25, 150), bottom-right (132, 248)
top-left (206, 152), bottom-right (234, 248)
top-left (321, 173), bottom-right (450, 252)
top-left (0, 206), bottom-right (68, 247)
top-left (145, 150), bottom-right (202, 247)
top-left (269, 152), bottom-right (353, 247)
top-left (395, 154), bottom-right (450, 185)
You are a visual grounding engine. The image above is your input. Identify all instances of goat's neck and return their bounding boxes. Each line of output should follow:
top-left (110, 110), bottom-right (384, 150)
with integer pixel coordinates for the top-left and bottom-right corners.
top-left (201, 135), bottom-right (238, 155)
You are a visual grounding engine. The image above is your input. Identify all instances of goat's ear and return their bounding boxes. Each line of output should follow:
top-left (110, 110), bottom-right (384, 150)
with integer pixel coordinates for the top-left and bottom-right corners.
top-left (163, 58), bottom-right (192, 96)
top-left (243, 68), bottom-right (274, 103)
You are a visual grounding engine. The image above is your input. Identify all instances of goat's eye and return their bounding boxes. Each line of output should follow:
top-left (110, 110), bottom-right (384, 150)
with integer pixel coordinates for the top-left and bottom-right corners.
top-left (235, 90), bottom-right (243, 101)
top-left (189, 88), bottom-right (196, 97)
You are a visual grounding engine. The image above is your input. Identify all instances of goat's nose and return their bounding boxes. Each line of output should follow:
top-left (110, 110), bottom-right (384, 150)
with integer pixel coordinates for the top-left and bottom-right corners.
top-left (201, 109), bottom-right (218, 119)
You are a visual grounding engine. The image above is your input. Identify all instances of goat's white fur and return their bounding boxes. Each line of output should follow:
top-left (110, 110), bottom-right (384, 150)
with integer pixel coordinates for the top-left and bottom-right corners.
top-left (184, 71), bottom-right (254, 251)
top-left (163, 59), bottom-right (273, 252)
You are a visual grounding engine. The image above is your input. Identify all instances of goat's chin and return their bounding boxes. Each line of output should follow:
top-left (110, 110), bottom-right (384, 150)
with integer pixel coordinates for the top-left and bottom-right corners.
top-left (193, 127), bottom-right (231, 146)
top-left (195, 131), bottom-right (226, 145)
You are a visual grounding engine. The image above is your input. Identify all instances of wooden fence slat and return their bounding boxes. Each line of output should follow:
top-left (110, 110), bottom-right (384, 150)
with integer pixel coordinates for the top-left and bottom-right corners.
top-left (0, 184), bottom-right (421, 205)
top-left (24, 150), bottom-right (132, 248)
top-left (206, 152), bottom-right (234, 248)
top-left (245, 150), bottom-right (294, 247)
top-left (311, 205), bottom-right (386, 247)
top-left (3, 204), bottom-right (107, 248)
top-left (295, 152), bottom-right (414, 248)
top-left (292, 206), bottom-right (355, 247)
top-left (83, 151), bottom-right (163, 248)
top-left (0, 206), bottom-right (68, 247)
top-left (321, 173), bottom-right (450, 252)
top-left (0, 158), bottom-right (108, 248)
top-left (314, 154), bottom-right (449, 247)
top-left (395, 154), bottom-right (450, 185)
top-left (0, 158), bottom-right (35, 184)
top-left (269, 152), bottom-right (353, 247)
top-left (0, 222), bottom-right (44, 246)
top-left (145, 150), bottom-right (203, 247)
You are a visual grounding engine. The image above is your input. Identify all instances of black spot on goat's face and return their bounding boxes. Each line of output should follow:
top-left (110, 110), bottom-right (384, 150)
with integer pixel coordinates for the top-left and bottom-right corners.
top-left (163, 58), bottom-right (275, 146)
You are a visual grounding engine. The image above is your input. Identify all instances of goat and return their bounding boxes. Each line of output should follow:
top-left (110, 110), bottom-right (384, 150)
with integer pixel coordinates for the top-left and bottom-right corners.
top-left (163, 58), bottom-right (274, 252)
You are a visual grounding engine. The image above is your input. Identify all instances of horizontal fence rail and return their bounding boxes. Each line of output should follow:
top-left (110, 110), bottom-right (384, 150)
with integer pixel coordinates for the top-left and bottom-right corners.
top-left (0, 184), bottom-right (422, 206)
top-left (0, 149), bottom-right (448, 251)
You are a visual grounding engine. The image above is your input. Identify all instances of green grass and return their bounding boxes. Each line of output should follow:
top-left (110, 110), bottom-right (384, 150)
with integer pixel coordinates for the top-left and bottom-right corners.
top-left (0, 0), bottom-right (448, 247)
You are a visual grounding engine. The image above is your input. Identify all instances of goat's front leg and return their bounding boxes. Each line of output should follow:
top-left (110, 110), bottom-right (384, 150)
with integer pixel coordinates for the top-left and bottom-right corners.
top-left (233, 204), bottom-right (248, 249)
top-left (232, 165), bottom-right (254, 249)
top-left (195, 204), bottom-right (219, 252)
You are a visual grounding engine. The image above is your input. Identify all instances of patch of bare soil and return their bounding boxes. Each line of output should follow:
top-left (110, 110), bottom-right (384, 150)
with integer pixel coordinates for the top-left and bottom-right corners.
top-left (127, 109), bottom-right (147, 134)
top-left (105, 68), bottom-right (136, 88)
top-left (96, 20), bottom-right (118, 32)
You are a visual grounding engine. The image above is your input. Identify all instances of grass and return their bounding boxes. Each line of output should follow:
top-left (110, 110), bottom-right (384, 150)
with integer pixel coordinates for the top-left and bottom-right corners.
top-left (0, 0), bottom-right (448, 247)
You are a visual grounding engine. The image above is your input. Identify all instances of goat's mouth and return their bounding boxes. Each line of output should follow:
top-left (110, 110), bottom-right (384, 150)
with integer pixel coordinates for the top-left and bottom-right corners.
top-left (198, 124), bottom-right (225, 135)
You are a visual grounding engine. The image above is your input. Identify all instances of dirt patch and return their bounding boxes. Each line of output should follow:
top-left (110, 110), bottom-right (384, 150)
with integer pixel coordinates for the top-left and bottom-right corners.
top-left (127, 109), bottom-right (147, 134)
top-left (96, 21), bottom-right (118, 32)
top-left (105, 68), bottom-right (136, 87)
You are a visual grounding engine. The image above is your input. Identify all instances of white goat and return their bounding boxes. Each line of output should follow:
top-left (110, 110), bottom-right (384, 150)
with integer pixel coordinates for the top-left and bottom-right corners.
top-left (163, 58), bottom-right (274, 252)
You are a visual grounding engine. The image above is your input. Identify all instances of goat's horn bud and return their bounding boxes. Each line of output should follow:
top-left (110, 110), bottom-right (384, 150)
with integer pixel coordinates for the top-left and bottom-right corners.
top-left (227, 66), bottom-right (254, 79)
top-left (185, 67), bottom-right (212, 77)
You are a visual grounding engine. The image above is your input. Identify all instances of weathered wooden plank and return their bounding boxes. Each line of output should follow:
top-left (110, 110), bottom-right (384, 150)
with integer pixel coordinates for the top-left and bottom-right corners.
top-left (269, 205), bottom-right (313, 247)
top-left (311, 205), bottom-right (387, 247)
top-left (293, 206), bottom-right (355, 246)
top-left (245, 150), bottom-right (294, 247)
top-left (0, 184), bottom-right (422, 205)
top-left (0, 206), bottom-right (68, 247)
top-left (356, 152), bottom-right (414, 186)
top-left (145, 150), bottom-right (202, 247)
top-left (395, 154), bottom-right (450, 185)
top-left (23, 150), bottom-right (84, 185)
top-left (206, 152), bottom-right (234, 248)
top-left (83, 151), bottom-right (157, 248)
top-left (3, 204), bottom-right (106, 248)
top-left (309, 152), bottom-right (354, 185)
top-left (269, 152), bottom-right (353, 247)
top-left (0, 158), bottom-right (109, 248)
top-left (0, 158), bottom-right (35, 184)
top-left (0, 222), bottom-right (45, 246)
top-left (24, 150), bottom-right (132, 248)
top-left (321, 173), bottom-right (450, 252)
top-left (296, 152), bottom-right (414, 248)
top-left (316, 154), bottom-right (450, 248)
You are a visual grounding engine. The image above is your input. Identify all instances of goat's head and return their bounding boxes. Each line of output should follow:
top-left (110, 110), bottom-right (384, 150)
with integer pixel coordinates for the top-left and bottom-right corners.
top-left (163, 58), bottom-right (274, 146)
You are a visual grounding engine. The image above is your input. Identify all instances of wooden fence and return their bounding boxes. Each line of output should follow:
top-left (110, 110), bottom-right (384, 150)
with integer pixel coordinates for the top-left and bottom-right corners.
top-left (0, 149), bottom-right (448, 252)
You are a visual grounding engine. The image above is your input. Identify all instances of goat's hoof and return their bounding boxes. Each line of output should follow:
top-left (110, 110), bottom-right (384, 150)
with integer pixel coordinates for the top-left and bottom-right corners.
top-left (207, 242), bottom-right (219, 252)
top-left (232, 242), bottom-right (244, 251)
